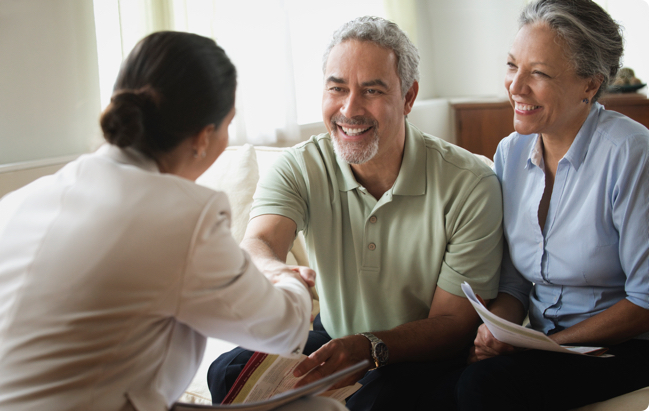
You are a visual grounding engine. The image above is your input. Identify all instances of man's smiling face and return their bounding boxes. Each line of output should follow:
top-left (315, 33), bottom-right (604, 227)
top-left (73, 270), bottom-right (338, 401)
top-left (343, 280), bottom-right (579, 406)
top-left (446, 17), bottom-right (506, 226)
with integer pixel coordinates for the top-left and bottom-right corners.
top-left (322, 40), bottom-right (409, 165)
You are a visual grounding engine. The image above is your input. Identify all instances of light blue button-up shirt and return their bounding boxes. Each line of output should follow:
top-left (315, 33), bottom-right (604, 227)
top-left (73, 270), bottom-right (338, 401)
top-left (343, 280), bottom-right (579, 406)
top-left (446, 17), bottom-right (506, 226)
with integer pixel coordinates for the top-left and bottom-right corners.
top-left (495, 103), bottom-right (649, 337)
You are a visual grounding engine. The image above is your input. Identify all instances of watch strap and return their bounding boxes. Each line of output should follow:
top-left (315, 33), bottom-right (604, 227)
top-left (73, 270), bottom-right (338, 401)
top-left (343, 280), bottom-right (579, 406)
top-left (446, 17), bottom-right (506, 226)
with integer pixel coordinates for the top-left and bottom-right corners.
top-left (357, 332), bottom-right (387, 369)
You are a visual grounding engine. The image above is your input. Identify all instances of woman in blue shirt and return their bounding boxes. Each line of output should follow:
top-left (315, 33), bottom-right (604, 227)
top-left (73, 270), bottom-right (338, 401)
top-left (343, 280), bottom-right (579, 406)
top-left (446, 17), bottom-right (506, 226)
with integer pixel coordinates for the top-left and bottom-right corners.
top-left (456, 1), bottom-right (649, 410)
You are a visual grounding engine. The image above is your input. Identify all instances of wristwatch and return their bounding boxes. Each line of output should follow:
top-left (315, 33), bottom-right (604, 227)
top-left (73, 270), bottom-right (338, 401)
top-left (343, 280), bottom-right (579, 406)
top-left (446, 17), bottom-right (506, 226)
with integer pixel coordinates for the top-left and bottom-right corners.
top-left (357, 332), bottom-right (389, 370)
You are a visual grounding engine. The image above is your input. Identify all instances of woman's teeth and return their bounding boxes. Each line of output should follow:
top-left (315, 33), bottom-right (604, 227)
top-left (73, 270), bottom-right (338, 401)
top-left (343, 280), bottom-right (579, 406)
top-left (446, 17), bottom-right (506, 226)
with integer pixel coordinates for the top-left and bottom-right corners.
top-left (516, 103), bottom-right (540, 111)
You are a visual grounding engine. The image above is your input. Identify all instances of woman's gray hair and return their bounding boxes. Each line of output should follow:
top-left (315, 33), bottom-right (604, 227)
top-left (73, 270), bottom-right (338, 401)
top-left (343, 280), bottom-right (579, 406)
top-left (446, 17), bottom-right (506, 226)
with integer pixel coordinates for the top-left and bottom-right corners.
top-left (519, 0), bottom-right (623, 103)
top-left (322, 16), bottom-right (420, 97)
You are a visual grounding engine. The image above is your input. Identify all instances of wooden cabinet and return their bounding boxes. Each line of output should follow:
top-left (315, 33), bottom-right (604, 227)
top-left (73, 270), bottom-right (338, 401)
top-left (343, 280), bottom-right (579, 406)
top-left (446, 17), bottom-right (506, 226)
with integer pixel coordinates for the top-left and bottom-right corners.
top-left (452, 93), bottom-right (649, 159)
top-left (452, 100), bottom-right (514, 160)
top-left (599, 93), bottom-right (649, 129)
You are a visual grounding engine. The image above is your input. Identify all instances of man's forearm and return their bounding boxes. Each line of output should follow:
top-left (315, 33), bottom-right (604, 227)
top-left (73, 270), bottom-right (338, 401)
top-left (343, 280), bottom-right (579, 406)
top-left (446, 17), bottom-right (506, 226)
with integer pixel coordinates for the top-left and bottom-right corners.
top-left (372, 315), bottom-right (479, 364)
top-left (240, 236), bottom-right (286, 268)
top-left (370, 288), bottom-right (483, 364)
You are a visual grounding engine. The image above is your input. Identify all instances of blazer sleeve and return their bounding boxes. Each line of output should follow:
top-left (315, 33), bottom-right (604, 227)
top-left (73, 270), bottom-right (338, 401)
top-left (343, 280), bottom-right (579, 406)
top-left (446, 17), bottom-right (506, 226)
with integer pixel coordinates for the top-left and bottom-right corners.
top-left (175, 192), bottom-right (310, 358)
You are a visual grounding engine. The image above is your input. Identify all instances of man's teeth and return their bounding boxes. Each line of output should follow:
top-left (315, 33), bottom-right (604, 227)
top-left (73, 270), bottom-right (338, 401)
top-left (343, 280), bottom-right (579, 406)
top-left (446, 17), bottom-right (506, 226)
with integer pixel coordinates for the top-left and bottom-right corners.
top-left (341, 126), bottom-right (370, 136)
top-left (516, 103), bottom-right (540, 111)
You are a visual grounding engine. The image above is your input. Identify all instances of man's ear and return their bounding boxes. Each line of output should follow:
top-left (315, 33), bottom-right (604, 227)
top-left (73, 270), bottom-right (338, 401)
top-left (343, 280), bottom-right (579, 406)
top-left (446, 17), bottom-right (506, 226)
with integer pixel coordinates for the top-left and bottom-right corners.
top-left (403, 81), bottom-right (419, 116)
top-left (191, 124), bottom-right (216, 158)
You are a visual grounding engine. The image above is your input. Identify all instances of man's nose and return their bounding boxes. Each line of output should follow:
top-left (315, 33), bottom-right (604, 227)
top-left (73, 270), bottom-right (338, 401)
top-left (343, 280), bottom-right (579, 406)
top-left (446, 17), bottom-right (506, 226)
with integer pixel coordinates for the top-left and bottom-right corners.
top-left (340, 91), bottom-right (365, 118)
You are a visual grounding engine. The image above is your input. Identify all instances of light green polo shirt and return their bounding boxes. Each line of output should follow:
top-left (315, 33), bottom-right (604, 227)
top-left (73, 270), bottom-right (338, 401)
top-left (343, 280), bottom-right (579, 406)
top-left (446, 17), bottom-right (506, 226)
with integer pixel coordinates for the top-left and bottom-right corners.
top-left (251, 122), bottom-right (503, 339)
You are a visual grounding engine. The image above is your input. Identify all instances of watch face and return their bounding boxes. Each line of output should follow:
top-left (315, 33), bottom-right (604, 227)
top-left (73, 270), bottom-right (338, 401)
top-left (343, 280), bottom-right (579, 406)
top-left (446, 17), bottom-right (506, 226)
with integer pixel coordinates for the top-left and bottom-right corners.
top-left (374, 342), bottom-right (389, 365)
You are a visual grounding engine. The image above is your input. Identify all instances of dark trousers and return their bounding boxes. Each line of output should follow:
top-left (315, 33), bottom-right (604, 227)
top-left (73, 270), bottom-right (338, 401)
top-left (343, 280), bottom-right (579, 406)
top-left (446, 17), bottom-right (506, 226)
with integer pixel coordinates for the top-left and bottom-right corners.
top-left (207, 315), bottom-right (467, 411)
top-left (455, 339), bottom-right (649, 411)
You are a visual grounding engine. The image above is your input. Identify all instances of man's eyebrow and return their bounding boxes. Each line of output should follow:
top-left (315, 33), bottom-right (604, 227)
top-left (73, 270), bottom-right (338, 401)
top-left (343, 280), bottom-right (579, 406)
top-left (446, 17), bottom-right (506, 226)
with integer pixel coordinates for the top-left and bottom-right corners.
top-left (361, 79), bottom-right (388, 88)
top-left (326, 76), bottom-right (345, 84)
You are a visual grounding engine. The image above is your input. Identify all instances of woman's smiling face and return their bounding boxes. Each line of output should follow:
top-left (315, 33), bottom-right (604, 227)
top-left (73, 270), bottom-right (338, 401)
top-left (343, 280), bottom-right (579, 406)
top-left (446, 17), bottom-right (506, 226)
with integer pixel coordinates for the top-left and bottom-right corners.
top-left (505, 22), bottom-right (595, 141)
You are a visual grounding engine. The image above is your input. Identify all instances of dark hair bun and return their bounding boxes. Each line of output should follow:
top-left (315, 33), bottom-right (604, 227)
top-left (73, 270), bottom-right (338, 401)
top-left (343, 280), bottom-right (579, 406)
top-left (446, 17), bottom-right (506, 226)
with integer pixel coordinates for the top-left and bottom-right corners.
top-left (100, 89), bottom-right (157, 149)
top-left (104, 32), bottom-right (237, 156)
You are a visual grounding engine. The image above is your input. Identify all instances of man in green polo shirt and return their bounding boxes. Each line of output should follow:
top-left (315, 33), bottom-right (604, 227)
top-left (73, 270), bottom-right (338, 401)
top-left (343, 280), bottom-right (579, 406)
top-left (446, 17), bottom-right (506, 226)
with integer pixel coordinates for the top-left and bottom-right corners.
top-left (208, 16), bottom-right (503, 410)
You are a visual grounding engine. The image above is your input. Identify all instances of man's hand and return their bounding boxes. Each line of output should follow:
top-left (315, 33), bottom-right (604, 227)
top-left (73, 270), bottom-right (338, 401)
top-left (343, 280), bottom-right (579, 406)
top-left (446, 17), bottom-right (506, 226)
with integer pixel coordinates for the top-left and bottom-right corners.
top-left (240, 214), bottom-right (315, 291)
top-left (468, 323), bottom-right (519, 363)
top-left (262, 260), bottom-right (316, 288)
top-left (292, 335), bottom-right (373, 389)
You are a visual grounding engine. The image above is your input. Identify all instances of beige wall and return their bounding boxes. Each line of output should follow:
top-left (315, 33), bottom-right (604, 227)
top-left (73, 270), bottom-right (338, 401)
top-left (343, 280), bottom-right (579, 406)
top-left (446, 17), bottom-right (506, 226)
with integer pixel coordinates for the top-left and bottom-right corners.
top-left (0, 163), bottom-right (69, 199)
top-left (0, 0), bottom-right (101, 165)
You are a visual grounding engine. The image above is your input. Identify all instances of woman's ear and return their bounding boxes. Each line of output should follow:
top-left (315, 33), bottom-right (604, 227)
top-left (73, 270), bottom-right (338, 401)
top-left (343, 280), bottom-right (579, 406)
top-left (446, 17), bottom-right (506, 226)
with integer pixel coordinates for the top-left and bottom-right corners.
top-left (586, 74), bottom-right (604, 100)
top-left (191, 124), bottom-right (216, 158)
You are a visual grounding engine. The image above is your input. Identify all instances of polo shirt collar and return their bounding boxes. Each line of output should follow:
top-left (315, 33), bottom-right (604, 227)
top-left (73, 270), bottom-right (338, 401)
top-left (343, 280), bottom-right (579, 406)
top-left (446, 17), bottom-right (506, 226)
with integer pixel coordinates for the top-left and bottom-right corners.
top-left (392, 121), bottom-right (426, 196)
top-left (334, 144), bottom-right (361, 192)
top-left (333, 121), bottom-right (426, 196)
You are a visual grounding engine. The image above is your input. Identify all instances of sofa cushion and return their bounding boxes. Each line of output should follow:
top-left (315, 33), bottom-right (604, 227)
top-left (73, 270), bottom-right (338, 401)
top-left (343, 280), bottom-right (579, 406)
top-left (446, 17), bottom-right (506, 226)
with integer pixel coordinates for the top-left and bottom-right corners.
top-left (196, 144), bottom-right (259, 244)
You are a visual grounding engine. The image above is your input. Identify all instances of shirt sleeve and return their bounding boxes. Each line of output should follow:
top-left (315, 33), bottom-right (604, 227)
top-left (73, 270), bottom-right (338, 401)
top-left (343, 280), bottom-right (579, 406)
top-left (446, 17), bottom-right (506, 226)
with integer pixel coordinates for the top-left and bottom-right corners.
top-left (498, 240), bottom-right (533, 311)
top-left (437, 171), bottom-right (504, 300)
top-left (613, 134), bottom-right (649, 310)
top-left (250, 149), bottom-right (310, 234)
top-left (493, 139), bottom-right (534, 309)
top-left (176, 192), bottom-right (311, 358)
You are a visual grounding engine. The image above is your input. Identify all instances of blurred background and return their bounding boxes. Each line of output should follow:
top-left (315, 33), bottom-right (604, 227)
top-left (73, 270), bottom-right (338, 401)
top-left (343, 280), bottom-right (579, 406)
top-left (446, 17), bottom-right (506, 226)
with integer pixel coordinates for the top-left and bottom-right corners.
top-left (1, 0), bottom-right (647, 187)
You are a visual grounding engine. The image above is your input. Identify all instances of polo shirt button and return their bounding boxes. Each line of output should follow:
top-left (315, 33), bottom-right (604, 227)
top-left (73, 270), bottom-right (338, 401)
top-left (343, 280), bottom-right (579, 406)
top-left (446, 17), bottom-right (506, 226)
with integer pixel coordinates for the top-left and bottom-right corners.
top-left (369, 216), bottom-right (377, 223)
top-left (368, 243), bottom-right (376, 251)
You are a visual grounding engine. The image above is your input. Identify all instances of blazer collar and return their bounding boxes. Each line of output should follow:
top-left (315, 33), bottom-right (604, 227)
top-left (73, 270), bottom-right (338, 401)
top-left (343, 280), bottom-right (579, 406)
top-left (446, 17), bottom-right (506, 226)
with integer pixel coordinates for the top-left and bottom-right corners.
top-left (97, 144), bottom-right (160, 173)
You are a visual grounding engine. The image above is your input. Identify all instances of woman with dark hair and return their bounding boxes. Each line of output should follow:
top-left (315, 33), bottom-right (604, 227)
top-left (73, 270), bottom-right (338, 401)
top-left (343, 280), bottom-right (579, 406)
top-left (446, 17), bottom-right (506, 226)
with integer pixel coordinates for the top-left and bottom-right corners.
top-left (455, 1), bottom-right (649, 410)
top-left (0, 31), bottom-right (342, 411)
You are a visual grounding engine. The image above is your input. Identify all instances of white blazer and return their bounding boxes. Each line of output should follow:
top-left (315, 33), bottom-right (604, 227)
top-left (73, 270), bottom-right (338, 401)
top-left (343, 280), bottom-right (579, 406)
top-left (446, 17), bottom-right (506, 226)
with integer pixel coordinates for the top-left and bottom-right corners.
top-left (0, 145), bottom-right (311, 411)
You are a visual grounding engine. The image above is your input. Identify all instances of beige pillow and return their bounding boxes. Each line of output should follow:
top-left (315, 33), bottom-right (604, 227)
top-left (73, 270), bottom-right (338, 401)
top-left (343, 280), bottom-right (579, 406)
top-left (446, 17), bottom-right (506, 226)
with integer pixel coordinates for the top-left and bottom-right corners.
top-left (196, 144), bottom-right (259, 244)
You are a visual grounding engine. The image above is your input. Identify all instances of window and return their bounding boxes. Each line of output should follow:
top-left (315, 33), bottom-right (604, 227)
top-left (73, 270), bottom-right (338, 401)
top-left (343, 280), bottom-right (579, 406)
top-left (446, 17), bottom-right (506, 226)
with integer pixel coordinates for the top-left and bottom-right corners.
top-left (93, 0), bottom-right (386, 145)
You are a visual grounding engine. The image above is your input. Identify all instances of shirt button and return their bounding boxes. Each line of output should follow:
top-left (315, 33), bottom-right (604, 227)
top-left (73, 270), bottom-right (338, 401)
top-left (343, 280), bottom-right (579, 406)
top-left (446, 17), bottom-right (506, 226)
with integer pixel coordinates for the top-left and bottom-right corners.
top-left (369, 216), bottom-right (377, 223)
top-left (368, 243), bottom-right (376, 251)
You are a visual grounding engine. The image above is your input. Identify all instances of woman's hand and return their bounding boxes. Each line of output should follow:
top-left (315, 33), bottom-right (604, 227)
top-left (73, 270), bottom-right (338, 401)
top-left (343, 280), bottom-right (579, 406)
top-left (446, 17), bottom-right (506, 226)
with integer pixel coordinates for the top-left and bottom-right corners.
top-left (468, 323), bottom-right (519, 363)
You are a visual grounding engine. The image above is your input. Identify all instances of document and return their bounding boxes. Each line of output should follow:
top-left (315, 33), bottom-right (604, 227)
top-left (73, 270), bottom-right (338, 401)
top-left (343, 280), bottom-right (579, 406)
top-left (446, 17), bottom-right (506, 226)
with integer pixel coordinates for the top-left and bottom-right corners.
top-left (172, 355), bottom-right (367, 411)
top-left (461, 282), bottom-right (612, 357)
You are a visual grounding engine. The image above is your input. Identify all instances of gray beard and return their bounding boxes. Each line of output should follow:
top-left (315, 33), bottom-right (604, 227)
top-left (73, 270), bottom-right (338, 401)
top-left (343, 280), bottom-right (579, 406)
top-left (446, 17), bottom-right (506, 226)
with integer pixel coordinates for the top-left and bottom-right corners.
top-left (330, 125), bottom-right (379, 165)
top-left (332, 131), bottom-right (379, 164)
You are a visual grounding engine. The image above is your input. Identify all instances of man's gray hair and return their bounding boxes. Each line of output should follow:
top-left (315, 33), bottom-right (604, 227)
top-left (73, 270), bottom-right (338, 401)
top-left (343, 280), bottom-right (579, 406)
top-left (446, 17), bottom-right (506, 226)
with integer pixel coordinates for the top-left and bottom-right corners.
top-left (322, 16), bottom-right (420, 97)
top-left (519, 0), bottom-right (623, 103)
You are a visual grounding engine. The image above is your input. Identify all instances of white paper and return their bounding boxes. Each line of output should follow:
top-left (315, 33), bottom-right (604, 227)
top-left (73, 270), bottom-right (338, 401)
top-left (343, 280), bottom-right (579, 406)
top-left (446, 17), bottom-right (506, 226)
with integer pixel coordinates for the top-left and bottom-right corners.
top-left (172, 360), bottom-right (370, 410)
top-left (461, 282), bottom-right (612, 357)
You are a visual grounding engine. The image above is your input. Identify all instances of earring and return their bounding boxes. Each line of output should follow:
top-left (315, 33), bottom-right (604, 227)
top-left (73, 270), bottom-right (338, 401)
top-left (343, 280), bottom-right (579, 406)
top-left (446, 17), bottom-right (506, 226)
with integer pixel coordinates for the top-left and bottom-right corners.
top-left (201, 151), bottom-right (207, 159)
top-left (582, 98), bottom-right (589, 104)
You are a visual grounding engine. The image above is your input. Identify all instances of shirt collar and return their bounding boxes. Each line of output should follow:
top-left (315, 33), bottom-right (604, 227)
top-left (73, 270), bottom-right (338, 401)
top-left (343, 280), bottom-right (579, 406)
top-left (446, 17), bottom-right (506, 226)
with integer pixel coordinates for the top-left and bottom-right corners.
top-left (334, 121), bottom-right (426, 196)
top-left (334, 146), bottom-right (360, 191)
top-left (527, 134), bottom-right (544, 169)
top-left (526, 102), bottom-right (602, 171)
top-left (97, 143), bottom-right (160, 173)
top-left (393, 122), bottom-right (426, 196)
top-left (562, 102), bottom-right (602, 171)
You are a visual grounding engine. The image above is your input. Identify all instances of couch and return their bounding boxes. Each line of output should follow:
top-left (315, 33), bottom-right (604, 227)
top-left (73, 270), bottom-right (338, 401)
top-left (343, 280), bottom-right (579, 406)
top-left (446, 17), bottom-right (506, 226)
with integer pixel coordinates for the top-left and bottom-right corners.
top-left (180, 144), bottom-right (649, 410)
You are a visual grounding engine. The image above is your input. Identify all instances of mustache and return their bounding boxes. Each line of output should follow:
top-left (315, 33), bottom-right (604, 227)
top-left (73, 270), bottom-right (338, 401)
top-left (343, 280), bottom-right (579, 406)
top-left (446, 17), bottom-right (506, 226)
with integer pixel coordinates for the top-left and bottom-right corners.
top-left (330, 114), bottom-right (377, 128)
